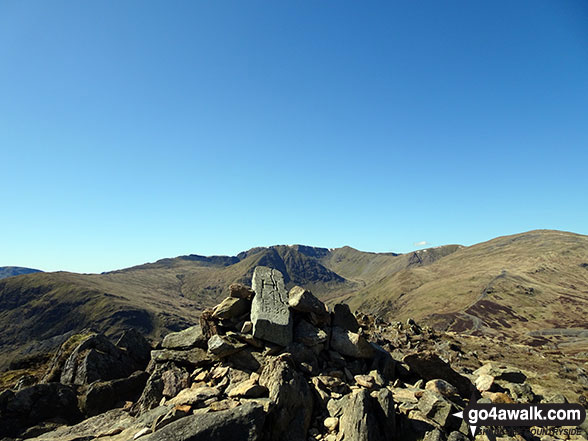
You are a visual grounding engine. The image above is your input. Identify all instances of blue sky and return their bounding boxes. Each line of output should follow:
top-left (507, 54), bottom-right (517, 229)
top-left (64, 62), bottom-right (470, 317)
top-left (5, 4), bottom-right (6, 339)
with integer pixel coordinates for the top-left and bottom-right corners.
top-left (1, 1), bottom-right (587, 273)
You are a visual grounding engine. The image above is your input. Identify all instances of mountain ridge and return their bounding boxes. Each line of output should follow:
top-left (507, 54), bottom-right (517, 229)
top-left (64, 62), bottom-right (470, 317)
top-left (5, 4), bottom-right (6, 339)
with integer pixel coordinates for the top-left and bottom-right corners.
top-left (1, 229), bottom-right (587, 369)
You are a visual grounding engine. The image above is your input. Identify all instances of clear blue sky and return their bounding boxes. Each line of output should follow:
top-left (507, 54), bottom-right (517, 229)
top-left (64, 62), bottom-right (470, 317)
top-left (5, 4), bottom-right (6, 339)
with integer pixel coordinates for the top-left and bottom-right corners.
top-left (1, 1), bottom-right (587, 273)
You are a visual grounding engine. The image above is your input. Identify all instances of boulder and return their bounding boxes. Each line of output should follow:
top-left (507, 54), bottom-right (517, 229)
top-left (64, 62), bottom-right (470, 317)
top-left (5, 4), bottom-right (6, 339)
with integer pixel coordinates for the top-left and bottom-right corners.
top-left (287, 286), bottom-right (329, 325)
top-left (161, 325), bottom-right (207, 350)
top-left (338, 389), bottom-right (384, 441)
top-left (330, 327), bottom-right (375, 359)
top-left (332, 303), bottom-right (359, 333)
top-left (81, 371), bottom-right (149, 416)
top-left (208, 334), bottom-right (246, 358)
top-left (402, 352), bottom-right (473, 397)
top-left (229, 283), bottom-right (255, 299)
top-left (0, 383), bottom-right (80, 438)
top-left (374, 387), bottom-right (396, 437)
top-left (142, 402), bottom-right (265, 441)
top-left (474, 374), bottom-right (496, 392)
top-left (116, 329), bottom-right (152, 367)
top-left (199, 308), bottom-right (220, 339)
top-left (151, 348), bottom-right (211, 368)
top-left (60, 334), bottom-right (138, 385)
top-left (212, 297), bottom-right (250, 320)
top-left (417, 390), bottom-right (460, 430)
top-left (169, 386), bottom-right (222, 406)
top-left (425, 379), bottom-right (459, 399)
top-left (259, 356), bottom-right (313, 441)
top-left (161, 365), bottom-right (190, 397)
top-left (294, 320), bottom-right (328, 347)
top-left (227, 379), bottom-right (268, 398)
top-left (251, 267), bottom-right (293, 346)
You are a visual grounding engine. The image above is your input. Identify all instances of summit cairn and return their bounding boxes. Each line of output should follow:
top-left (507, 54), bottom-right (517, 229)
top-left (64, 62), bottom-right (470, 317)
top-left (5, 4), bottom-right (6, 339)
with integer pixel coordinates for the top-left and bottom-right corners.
top-left (250, 266), bottom-right (293, 346)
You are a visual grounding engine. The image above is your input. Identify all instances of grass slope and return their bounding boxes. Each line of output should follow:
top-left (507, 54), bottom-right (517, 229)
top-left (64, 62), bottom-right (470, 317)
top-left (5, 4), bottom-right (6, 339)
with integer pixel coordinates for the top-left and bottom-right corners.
top-left (351, 230), bottom-right (588, 340)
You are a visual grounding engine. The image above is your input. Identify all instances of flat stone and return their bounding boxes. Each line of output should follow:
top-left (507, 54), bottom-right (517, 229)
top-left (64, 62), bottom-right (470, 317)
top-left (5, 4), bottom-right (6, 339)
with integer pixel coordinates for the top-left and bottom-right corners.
top-left (151, 348), bottom-right (211, 367)
top-left (207, 335), bottom-right (246, 358)
top-left (161, 325), bottom-right (206, 350)
top-left (227, 379), bottom-right (268, 398)
top-left (169, 386), bottom-right (221, 406)
top-left (142, 402), bottom-right (265, 441)
top-left (250, 266), bottom-right (293, 346)
top-left (212, 297), bottom-right (250, 320)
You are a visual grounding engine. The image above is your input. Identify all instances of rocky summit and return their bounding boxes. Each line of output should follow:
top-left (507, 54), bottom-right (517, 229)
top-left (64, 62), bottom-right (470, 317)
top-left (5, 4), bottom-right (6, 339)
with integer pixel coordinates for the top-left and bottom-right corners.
top-left (0, 266), bottom-right (587, 441)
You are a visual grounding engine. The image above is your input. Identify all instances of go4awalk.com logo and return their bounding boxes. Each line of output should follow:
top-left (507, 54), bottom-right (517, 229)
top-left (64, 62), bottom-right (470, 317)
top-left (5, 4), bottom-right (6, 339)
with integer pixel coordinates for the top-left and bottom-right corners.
top-left (453, 402), bottom-right (586, 436)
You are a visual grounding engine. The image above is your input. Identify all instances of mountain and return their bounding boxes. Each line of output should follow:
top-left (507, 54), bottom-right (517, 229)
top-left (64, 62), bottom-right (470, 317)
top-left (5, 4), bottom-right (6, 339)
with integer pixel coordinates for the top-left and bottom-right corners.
top-left (0, 243), bottom-right (457, 366)
top-left (1, 229), bottom-right (587, 367)
top-left (350, 230), bottom-right (588, 342)
top-left (0, 267), bottom-right (42, 280)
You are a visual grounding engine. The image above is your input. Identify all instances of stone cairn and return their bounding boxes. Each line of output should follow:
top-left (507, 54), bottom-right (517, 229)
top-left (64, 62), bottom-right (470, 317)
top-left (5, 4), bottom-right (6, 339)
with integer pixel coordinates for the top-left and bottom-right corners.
top-left (0, 265), bottom-right (550, 441)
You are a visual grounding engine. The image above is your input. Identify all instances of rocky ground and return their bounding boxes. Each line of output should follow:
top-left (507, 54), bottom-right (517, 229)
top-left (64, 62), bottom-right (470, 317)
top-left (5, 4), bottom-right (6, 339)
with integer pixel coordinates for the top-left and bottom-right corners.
top-left (0, 266), bottom-right (587, 441)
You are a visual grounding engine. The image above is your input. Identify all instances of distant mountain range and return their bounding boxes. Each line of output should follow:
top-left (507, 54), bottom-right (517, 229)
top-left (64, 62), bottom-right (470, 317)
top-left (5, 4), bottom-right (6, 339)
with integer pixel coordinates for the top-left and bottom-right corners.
top-left (0, 267), bottom-right (42, 280)
top-left (1, 230), bottom-right (587, 367)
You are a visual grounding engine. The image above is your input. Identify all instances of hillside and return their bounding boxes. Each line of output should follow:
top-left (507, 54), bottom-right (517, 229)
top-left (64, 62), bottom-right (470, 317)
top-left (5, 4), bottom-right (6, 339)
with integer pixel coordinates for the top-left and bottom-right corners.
top-left (0, 243), bottom-right (458, 367)
top-left (351, 230), bottom-right (588, 342)
top-left (1, 230), bottom-right (588, 368)
top-left (0, 267), bottom-right (42, 280)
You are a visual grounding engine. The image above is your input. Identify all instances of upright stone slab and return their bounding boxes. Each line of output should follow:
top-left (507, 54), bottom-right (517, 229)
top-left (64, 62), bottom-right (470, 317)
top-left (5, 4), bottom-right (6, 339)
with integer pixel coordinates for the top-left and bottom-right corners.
top-left (251, 266), bottom-right (293, 346)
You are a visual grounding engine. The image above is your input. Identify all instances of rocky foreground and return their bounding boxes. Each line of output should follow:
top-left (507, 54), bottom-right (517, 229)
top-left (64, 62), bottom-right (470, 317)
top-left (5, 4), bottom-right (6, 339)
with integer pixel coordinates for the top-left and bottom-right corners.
top-left (1, 266), bottom-right (587, 441)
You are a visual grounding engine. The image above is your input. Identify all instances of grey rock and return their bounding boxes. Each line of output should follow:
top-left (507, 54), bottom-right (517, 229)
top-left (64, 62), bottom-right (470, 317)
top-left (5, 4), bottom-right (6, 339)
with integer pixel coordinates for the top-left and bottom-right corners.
top-left (161, 325), bottom-right (207, 350)
top-left (208, 335), bottom-right (246, 358)
top-left (251, 266), bottom-right (293, 346)
top-left (294, 319), bottom-right (328, 347)
top-left (116, 329), bottom-right (152, 367)
top-left (338, 389), bottom-right (384, 441)
top-left (332, 303), bottom-right (359, 333)
top-left (425, 379), bottom-right (459, 399)
top-left (135, 363), bottom-right (174, 413)
top-left (226, 347), bottom-right (263, 372)
top-left (81, 370), bottom-right (149, 416)
top-left (151, 348), bottom-right (211, 367)
top-left (504, 382), bottom-right (536, 402)
top-left (161, 365), bottom-right (190, 397)
top-left (60, 334), bottom-right (138, 385)
top-left (229, 283), bottom-right (255, 299)
top-left (330, 326), bottom-right (375, 359)
top-left (474, 374), bottom-right (496, 392)
top-left (0, 383), bottom-right (80, 438)
top-left (417, 390), bottom-right (459, 429)
top-left (212, 297), bottom-right (250, 320)
top-left (169, 386), bottom-right (222, 406)
top-left (403, 351), bottom-right (473, 397)
top-left (287, 286), bottom-right (329, 325)
top-left (374, 387), bottom-right (396, 437)
top-left (259, 356), bottom-right (313, 441)
top-left (142, 401), bottom-right (265, 441)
